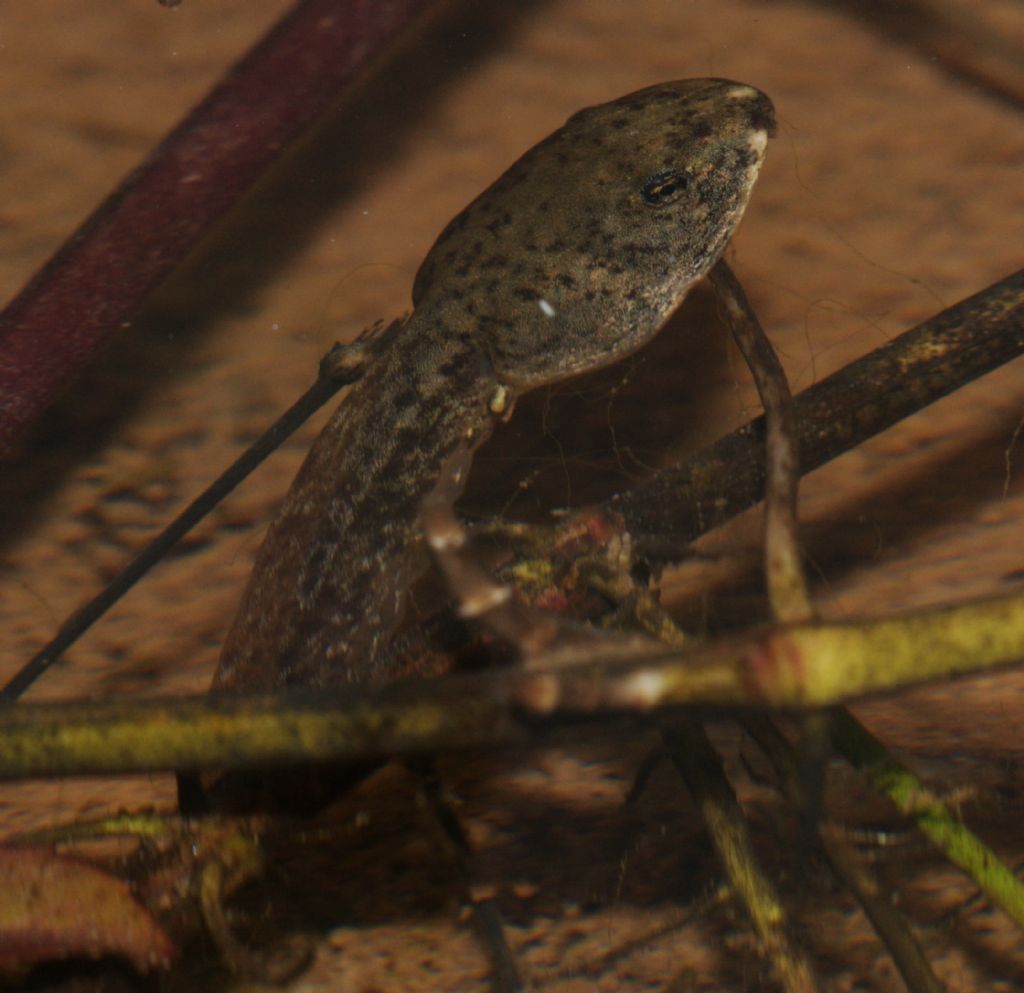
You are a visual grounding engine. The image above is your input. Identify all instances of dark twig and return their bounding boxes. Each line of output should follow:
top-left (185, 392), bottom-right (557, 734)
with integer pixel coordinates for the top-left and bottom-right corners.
top-left (412, 759), bottom-right (524, 993)
top-left (710, 260), bottom-right (946, 991)
top-left (610, 269), bottom-right (1024, 560)
top-left (707, 260), bottom-right (809, 620)
top-left (743, 716), bottom-right (947, 993)
top-left (708, 260), bottom-right (831, 866)
top-left (707, 261), bottom-right (982, 990)
top-left (707, 260), bottom-right (822, 990)
top-left (664, 720), bottom-right (818, 993)
top-left (0, 0), bottom-right (437, 456)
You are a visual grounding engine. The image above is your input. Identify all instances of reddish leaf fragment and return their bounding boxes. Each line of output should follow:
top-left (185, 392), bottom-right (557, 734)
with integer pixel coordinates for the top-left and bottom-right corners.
top-left (0, 845), bottom-right (174, 973)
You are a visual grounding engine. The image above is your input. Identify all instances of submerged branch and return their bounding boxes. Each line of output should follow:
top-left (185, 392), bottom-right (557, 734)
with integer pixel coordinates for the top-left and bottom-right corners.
top-left (0, 0), bottom-right (437, 456)
top-left (1, 587), bottom-right (1024, 780)
top-left (831, 708), bottom-right (1024, 930)
top-left (610, 268), bottom-right (1024, 560)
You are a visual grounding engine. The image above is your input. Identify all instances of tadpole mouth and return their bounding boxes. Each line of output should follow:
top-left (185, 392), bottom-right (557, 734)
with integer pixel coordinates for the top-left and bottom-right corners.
top-left (746, 90), bottom-right (777, 139)
top-left (724, 82), bottom-right (777, 139)
top-left (753, 99), bottom-right (778, 139)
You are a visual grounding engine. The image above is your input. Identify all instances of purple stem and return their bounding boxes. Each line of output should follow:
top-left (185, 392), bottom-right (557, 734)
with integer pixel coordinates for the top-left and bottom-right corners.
top-left (0, 0), bottom-right (436, 458)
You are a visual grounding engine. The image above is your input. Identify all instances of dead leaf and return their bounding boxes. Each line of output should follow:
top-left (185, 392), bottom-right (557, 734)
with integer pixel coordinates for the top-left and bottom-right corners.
top-left (0, 845), bottom-right (174, 973)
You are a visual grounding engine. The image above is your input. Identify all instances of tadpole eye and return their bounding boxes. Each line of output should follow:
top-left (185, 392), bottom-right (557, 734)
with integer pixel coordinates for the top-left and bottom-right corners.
top-left (640, 168), bottom-right (690, 207)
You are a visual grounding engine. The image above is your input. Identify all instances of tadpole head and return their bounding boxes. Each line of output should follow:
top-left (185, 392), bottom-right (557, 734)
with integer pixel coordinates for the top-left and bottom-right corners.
top-left (414, 78), bottom-right (775, 387)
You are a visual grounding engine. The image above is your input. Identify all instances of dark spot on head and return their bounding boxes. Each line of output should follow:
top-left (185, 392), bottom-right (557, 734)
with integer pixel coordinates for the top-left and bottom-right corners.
top-left (436, 357), bottom-right (463, 378)
top-left (391, 387), bottom-right (417, 410)
top-left (734, 146), bottom-right (756, 169)
top-left (619, 242), bottom-right (656, 257)
top-left (748, 99), bottom-right (777, 136)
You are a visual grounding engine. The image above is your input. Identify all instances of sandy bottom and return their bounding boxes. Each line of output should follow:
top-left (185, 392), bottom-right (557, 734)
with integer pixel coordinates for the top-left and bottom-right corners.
top-left (2, 1), bottom-right (1024, 989)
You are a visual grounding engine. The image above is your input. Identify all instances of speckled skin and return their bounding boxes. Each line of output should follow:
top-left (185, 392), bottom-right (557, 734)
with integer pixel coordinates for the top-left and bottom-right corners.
top-left (214, 78), bottom-right (775, 692)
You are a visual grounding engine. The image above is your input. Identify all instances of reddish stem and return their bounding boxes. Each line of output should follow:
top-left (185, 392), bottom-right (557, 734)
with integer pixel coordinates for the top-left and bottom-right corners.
top-left (0, 0), bottom-right (436, 458)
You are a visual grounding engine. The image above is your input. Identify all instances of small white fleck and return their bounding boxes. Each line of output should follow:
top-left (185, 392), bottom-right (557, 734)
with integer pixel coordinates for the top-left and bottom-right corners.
top-left (427, 528), bottom-right (462, 552)
top-left (489, 384), bottom-right (510, 414)
top-left (620, 670), bottom-right (667, 707)
top-left (271, 322), bottom-right (280, 331)
top-left (726, 84), bottom-right (759, 102)
top-left (362, 210), bottom-right (369, 216)
top-left (748, 130), bottom-right (768, 155)
top-left (459, 584), bottom-right (510, 618)
top-left (538, 298), bottom-right (556, 318)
